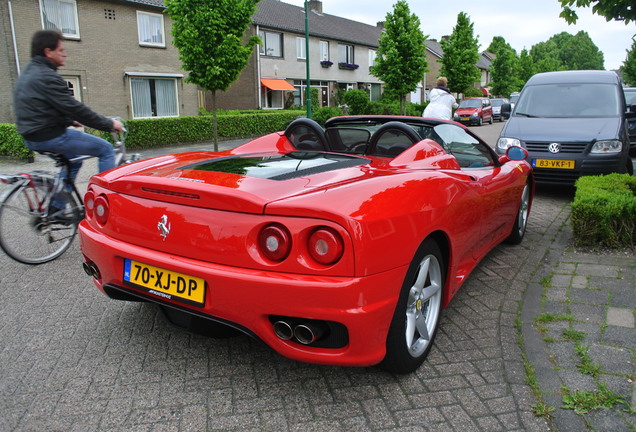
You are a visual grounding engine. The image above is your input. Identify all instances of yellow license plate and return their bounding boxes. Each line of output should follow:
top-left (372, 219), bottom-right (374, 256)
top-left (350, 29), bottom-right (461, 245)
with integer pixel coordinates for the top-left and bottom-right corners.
top-left (123, 259), bottom-right (206, 307)
top-left (460, 117), bottom-right (470, 121)
top-left (533, 159), bottom-right (575, 169)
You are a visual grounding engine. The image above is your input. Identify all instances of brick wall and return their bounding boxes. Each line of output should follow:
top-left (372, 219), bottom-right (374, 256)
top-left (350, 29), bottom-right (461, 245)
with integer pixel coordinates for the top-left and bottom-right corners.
top-left (1, 0), bottom-right (199, 123)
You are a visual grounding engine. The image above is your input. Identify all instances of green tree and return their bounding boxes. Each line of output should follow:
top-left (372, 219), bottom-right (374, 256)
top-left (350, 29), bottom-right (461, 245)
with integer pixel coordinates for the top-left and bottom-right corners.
top-left (560, 31), bottom-right (604, 70)
top-left (530, 39), bottom-right (564, 73)
top-left (370, 0), bottom-right (428, 114)
top-left (517, 48), bottom-right (535, 87)
top-left (559, 0), bottom-right (636, 24)
top-left (439, 12), bottom-right (481, 94)
top-left (621, 39), bottom-right (636, 86)
top-left (487, 36), bottom-right (519, 97)
top-left (165, 0), bottom-right (260, 150)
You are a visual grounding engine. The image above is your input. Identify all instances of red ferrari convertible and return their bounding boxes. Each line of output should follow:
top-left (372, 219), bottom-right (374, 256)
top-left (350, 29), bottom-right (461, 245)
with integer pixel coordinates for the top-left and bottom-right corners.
top-left (79, 116), bottom-right (533, 373)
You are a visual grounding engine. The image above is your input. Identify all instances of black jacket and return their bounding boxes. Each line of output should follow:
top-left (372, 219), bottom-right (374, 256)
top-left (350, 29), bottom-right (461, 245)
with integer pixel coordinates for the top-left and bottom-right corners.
top-left (13, 56), bottom-right (113, 141)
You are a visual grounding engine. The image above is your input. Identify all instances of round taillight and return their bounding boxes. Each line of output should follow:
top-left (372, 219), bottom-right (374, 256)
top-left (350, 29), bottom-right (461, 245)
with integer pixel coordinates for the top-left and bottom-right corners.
top-left (308, 227), bottom-right (344, 265)
top-left (93, 195), bottom-right (109, 225)
top-left (84, 190), bottom-right (95, 218)
top-left (259, 224), bottom-right (292, 262)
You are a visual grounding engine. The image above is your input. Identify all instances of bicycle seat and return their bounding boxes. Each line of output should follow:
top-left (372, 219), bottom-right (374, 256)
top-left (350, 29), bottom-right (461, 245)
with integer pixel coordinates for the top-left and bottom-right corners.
top-left (36, 151), bottom-right (69, 167)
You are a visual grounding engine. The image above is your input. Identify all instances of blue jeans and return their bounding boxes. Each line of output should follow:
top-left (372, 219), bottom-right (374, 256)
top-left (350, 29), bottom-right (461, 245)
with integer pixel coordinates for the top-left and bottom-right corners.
top-left (25, 129), bottom-right (115, 209)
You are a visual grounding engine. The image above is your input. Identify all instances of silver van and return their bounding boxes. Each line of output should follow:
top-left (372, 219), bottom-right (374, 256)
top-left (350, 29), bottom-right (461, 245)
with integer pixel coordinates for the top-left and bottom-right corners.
top-left (497, 70), bottom-right (633, 185)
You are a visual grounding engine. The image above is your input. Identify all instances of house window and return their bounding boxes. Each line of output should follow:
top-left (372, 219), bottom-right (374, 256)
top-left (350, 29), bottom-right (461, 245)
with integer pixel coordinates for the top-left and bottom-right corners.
top-left (296, 37), bottom-right (306, 60)
top-left (369, 49), bottom-right (377, 67)
top-left (130, 78), bottom-right (178, 118)
top-left (338, 44), bottom-right (354, 64)
top-left (259, 31), bottom-right (282, 57)
top-left (320, 41), bottom-right (329, 61)
top-left (62, 76), bottom-right (81, 102)
top-left (137, 11), bottom-right (165, 47)
top-left (40, 0), bottom-right (79, 39)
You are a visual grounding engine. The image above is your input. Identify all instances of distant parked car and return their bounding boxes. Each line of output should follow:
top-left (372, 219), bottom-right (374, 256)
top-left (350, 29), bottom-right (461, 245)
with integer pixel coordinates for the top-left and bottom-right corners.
top-left (497, 70), bottom-right (633, 185)
top-left (491, 98), bottom-right (510, 121)
top-left (509, 92), bottom-right (520, 111)
top-left (453, 97), bottom-right (493, 126)
top-left (623, 87), bottom-right (636, 155)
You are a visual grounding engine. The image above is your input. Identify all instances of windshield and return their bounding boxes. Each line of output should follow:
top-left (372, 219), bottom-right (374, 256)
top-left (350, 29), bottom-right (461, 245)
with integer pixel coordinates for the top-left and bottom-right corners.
top-left (509, 95), bottom-right (519, 104)
top-left (624, 89), bottom-right (636, 106)
top-left (514, 83), bottom-right (620, 118)
top-left (459, 99), bottom-right (481, 109)
top-left (491, 99), bottom-right (505, 107)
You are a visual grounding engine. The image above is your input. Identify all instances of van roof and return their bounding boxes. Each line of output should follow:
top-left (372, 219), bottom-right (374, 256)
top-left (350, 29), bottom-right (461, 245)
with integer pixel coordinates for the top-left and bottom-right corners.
top-left (526, 70), bottom-right (620, 86)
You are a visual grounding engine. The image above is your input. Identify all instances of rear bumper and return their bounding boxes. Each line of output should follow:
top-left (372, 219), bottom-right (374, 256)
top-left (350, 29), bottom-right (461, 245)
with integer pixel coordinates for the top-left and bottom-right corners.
top-left (79, 221), bottom-right (405, 367)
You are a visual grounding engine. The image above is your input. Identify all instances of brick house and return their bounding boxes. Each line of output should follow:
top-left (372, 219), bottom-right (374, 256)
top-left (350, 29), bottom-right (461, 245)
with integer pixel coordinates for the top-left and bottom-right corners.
top-left (214, 0), bottom-right (386, 111)
top-left (1, 0), bottom-right (479, 124)
top-left (0, 0), bottom-right (200, 124)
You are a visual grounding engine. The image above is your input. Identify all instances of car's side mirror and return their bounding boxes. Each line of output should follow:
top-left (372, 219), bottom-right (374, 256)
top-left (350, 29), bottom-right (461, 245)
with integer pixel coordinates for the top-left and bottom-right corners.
top-left (498, 146), bottom-right (528, 164)
top-left (501, 103), bottom-right (512, 116)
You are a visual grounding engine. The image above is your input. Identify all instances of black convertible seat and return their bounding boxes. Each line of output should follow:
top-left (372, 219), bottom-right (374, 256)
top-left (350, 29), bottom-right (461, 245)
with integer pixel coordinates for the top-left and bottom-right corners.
top-left (284, 118), bottom-right (330, 151)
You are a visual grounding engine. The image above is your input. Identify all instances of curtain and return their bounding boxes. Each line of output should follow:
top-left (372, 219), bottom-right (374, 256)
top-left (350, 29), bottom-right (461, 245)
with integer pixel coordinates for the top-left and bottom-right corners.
top-left (131, 79), bottom-right (152, 118)
top-left (41, 0), bottom-right (77, 36)
top-left (155, 80), bottom-right (177, 116)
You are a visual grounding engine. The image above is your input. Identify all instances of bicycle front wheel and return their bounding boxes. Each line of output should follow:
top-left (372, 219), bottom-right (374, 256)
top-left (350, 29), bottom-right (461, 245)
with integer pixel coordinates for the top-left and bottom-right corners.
top-left (0, 180), bottom-right (80, 264)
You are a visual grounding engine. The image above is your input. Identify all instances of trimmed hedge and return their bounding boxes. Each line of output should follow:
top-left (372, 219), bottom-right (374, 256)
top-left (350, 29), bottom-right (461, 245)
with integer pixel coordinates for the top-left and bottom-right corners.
top-left (123, 111), bottom-right (304, 149)
top-left (0, 124), bottom-right (32, 159)
top-left (571, 174), bottom-right (636, 248)
top-left (0, 110), bottom-right (305, 159)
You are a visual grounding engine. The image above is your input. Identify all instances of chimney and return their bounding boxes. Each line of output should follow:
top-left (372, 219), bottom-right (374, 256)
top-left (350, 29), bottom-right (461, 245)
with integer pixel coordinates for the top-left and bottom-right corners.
top-left (308, 1), bottom-right (322, 14)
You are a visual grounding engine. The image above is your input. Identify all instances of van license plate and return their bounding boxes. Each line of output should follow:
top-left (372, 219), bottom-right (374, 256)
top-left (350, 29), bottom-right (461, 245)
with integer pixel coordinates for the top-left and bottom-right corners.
top-left (123, 259), bottom-right (206, 307)
top-left (532, 159), bottom-right (575, 169)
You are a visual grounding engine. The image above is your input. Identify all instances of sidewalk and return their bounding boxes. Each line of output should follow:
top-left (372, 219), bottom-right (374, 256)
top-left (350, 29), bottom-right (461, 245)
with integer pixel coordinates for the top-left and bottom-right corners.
top-left (521, 206), bottom-right (635, 431)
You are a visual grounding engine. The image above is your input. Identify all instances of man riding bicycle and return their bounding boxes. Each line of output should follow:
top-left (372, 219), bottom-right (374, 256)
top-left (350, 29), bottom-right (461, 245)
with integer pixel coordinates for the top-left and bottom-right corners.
top-left (13, 29), bottom-right (124, 217)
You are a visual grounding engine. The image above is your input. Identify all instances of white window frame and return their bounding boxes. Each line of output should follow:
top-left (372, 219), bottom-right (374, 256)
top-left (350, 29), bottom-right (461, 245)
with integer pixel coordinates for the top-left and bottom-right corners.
top-left (39, 0), bottom-right (80, 39)
top-left (369, 49), bottom-right (377, 67)
top-left (320, 41), bottom-right (329, 61)
top-left (338, 44), bottom-right (354, 65)
top-left (137, 11), bottom-right (165, 47)
top-left (296, 37), bottom-right (306, 60)
top-left (259, 30), bottom-right (283, 57)
top-left (128, 76), bottom-right (179, 119)
top-left (62, 76), bottom-right (81, 102)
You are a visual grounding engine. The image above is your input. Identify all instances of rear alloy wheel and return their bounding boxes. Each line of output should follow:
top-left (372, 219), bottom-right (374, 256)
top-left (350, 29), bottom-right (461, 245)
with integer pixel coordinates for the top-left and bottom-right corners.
top-left (505, 182), bottom-right (530, 244)
top-left (382, 238), bottom-right (444, 374)
top-left (478, 117), bottom-right (483, 126)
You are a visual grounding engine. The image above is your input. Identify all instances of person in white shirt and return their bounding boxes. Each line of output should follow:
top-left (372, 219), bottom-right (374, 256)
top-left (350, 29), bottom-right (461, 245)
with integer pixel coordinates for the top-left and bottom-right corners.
top-left (422, 77), bottom-right (458, 121)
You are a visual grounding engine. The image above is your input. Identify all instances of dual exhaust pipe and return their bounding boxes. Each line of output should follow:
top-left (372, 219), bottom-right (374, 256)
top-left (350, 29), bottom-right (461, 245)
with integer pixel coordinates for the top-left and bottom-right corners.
top-left (273, 319), bottom-right (328, 345)
top-left (82, 261), bottom-right (100, 280)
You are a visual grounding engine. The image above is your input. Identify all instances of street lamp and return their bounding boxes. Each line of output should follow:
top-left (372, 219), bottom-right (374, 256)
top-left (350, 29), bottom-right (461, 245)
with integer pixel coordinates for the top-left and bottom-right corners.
top-left (304, 1), bottom-right (312, 118)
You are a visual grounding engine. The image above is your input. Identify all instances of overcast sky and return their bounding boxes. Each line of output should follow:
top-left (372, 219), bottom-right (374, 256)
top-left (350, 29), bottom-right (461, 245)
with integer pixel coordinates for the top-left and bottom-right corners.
top-left (281, 0), bottom-right (635, 71)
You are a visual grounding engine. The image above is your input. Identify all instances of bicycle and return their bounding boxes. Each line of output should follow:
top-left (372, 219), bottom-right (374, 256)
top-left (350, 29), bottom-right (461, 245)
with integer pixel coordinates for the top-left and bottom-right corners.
top-left (0, 123), bottom-right (140, 264)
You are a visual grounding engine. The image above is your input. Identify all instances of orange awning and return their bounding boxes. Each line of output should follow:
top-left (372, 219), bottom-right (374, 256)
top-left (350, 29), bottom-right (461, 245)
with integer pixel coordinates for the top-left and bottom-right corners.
top-left (261, 78), bottom-right (296, 91)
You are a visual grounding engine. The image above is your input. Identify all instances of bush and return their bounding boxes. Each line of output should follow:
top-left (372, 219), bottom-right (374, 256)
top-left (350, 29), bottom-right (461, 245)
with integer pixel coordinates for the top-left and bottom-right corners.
top-left (312, 106), bottom-right (343, 126)
top-left (122, 111), bottom-right (304, 149)
top-left (0, 124), bottom-right (32, 159)
top-left (342, 90), bottom-right (370, 115)
top-left (463, 87), bottom-right (484, 98)
top-left (571, 174), bottom-right (636, 248)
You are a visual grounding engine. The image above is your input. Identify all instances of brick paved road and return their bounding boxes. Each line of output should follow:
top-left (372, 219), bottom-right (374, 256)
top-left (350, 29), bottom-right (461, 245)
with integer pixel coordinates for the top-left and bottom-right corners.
top-left (0, 148), bottom-right (569, 431)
